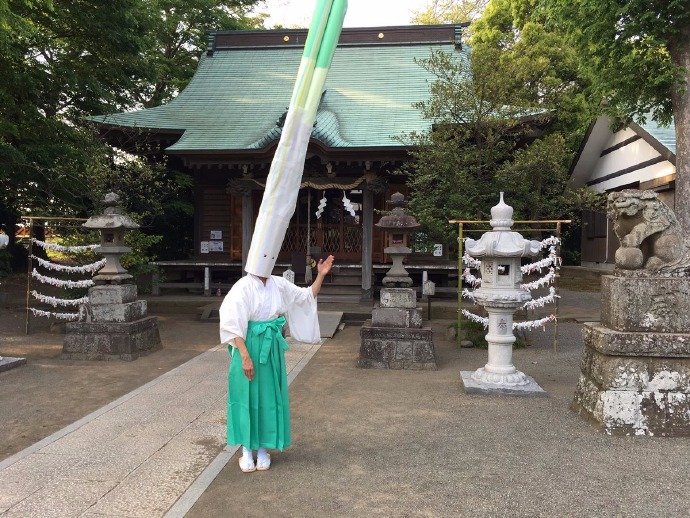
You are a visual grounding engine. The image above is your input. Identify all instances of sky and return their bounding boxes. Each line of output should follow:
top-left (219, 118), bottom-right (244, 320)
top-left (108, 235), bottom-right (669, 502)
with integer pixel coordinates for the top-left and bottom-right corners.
top-left (256, 0), bottom-right (431, 28)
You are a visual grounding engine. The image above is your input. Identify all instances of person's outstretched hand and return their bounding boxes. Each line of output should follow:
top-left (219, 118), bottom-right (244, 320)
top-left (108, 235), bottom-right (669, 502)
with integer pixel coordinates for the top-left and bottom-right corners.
top-left (317, 255), bottom-right (335, 277)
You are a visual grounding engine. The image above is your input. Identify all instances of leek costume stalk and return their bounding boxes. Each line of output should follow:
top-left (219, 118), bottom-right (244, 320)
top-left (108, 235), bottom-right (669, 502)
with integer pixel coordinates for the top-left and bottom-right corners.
top-left (245, 0), bottom-right (348, 277)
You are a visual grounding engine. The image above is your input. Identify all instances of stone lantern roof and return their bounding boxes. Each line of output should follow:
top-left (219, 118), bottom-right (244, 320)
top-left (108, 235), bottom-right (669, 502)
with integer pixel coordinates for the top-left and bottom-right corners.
top-left (83, 193), bottom-right (139, 232)
top-left (465, 193), bottom-right (540, 258)
top-left (375, 192), bottom-right (420, 232)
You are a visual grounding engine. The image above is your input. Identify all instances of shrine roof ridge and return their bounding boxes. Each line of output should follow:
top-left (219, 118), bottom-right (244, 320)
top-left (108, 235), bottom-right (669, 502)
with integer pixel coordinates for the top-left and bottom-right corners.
top-left (207, 24), bottom-right (468, 52)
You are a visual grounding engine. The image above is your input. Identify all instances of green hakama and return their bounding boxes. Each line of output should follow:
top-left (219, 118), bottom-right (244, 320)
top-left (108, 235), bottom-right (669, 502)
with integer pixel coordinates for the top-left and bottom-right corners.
top-left (227, 316), bottom-right (291, 451)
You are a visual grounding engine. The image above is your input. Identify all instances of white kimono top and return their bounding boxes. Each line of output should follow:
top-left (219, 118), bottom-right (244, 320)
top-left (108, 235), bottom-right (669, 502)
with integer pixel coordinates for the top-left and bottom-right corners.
top-left (219, 274), bottom-right (321, 346)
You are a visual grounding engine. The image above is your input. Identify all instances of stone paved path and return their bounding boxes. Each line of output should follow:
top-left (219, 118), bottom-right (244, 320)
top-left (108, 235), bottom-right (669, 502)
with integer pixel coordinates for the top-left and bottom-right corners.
top-left (0, 338), bottom-right (322, 517)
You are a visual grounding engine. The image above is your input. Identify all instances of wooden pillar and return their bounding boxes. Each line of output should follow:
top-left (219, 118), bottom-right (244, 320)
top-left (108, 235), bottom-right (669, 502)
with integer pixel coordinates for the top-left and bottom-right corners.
top-left (361, 187), bottom-right (374, 301)
top-left (203, 266), bottom-right (211, 296)
top-left (193, 176), bottom-right (202, 256)
top-left (241, 192), bottom-right (253, 273)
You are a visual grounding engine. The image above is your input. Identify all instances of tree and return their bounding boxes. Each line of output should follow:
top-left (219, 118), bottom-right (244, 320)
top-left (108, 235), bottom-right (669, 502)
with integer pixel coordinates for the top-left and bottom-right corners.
top-left (136, 0), bottom-right (267, 108)
top-left (470, 0), bottom-right (593, 144)
top-left (396, 48), bottom-right (566, 249)
top-left (411, 0), bottom-right (490, 24)
top-left (0, 0), bottom-right (264, 271)
top-left (397, 1), bottom-right (602, 255)
top-left (539, 0), bottom-right (690, 229)
top-left (0, 0), bottom-right (158, 254)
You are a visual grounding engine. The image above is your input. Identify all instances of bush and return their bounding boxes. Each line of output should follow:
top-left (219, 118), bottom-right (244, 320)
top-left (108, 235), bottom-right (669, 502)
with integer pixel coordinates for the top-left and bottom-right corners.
top-left (450, 318), bottom-right (529, 349)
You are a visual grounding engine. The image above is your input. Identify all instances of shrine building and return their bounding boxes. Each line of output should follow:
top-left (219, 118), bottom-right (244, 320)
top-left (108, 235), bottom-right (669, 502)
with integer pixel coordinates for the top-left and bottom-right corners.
top-left (91, 24), bottom-right (469, 300)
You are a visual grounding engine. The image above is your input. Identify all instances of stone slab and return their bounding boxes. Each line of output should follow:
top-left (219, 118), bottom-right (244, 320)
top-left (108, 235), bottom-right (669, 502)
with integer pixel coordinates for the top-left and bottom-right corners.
top-left (0, 338), bottom-right (321, 517)
top-left (88, 284), bottom-right (137, 305)
top-left (573, 375), bottom-right (690, 436)
top-left (575, 322), bottom-right (690, 436)
top-left (0, 357), bottom-right (27, 373)
top-left (583, 322), bottom-right (690, 357)
top-left (63, 316), bottom-right (161, 361)
top-left (579, 342), bottom-right (690, 391)
top-left (601, 274), bottom-right (690, 333)
top-left (90, 300), bottom-right (147, 323)
top-left (460, 371), bottom-right (547, 397)
top-left (371, 306), bottom-right (422, 328)
top-left (359, 322), bottom-right (436, 370)
top-left (318, 311), bottom-right (343, 338)
top-left (379, 287), bottom-right (417, 309)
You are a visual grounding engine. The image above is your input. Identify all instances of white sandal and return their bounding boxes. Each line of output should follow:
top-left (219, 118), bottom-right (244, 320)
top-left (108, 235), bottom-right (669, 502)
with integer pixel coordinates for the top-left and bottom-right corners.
top-left (256, 453), bottom-right (271, 471)
top-left (239, 456), bottom-right (256, 473)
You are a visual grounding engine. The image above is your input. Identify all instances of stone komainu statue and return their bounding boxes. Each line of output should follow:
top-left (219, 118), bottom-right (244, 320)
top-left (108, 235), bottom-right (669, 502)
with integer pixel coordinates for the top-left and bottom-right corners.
top-left (607, 189), bottom-right (689, 271)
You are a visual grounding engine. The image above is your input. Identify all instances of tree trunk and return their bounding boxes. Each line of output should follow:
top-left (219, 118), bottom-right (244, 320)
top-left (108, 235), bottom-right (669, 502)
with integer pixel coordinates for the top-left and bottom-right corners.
top-left (669, 22), bottom-right (690, 231)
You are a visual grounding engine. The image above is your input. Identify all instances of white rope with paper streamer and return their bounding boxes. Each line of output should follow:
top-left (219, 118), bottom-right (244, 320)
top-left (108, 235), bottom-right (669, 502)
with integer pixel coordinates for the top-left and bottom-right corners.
top-left (30, 308), bottom-right (80, 321)
top-left (32, 239), bottom-right (99, 253)
top-left (31, 269), bottom-right (95, 289)
top-left (315, 193), bottom-right (327, 219)
top-left (32, 256), bottom-right (106, 274)
top-left (461, 310), bottom-right (556, 330)
top-left (342, 191), bottom-right (356, 218)
top-left (461, 236), bottom-right (562, 330)
top-left (31, 291), bottom-right (89, 307)
top-left (29, 240), bottom-right (100, 319)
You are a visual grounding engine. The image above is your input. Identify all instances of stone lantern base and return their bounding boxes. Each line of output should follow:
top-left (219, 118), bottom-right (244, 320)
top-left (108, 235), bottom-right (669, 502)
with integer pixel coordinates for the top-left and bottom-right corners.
top-left (460, 370), bottom-right (545, 396)
top-left (358, 288), bottom-right (436, 370)
top-left (63, 284), bottom-right (161, 361)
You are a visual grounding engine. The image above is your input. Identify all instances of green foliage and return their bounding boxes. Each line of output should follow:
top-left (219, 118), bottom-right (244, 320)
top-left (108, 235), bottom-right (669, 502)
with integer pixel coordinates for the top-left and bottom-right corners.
top-left (471, 0), bottom-right (595, 142)
top-left (451, 318), bottom-right (529, 349)
top-left (0, 0), bottom-right (259, 271)
top-left (538, 0), bottom-right (689, 126)
top-left (411, 0), bottom-right (490, 24)
top-left (137, 0), bottom-right (267, 108)
top-left (396, 1), bottom-right (610, 259)
top-left (486, 0), bottom-right (690, 230)
top-left (122, 230), bottom-right (163, 294)
top-left (494, 133), bottom-right (572, 220)
top-left (395, 46), bottom-right (572, 253)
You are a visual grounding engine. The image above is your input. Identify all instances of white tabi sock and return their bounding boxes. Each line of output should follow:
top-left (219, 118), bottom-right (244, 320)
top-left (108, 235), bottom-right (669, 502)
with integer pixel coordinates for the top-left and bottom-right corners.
top-left (257, 448), bottom-right (268, 462)
top-left (242, 446), bottom-right (254, 463)
top-left (257, 447), bottom-right (271, 469)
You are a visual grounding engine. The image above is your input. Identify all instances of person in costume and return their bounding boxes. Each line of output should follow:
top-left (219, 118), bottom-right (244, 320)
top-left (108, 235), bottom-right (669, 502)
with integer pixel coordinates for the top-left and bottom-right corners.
top-left (219, 255), bottom-right (334, 472)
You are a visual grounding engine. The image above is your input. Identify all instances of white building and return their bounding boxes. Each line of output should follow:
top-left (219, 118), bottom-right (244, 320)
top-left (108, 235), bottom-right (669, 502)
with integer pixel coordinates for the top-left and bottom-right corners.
top-left (569, 116), bottom-right (676, 267)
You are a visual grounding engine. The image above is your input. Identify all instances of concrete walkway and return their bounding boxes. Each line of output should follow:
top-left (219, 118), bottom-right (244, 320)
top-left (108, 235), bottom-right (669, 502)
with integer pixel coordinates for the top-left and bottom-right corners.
top-left (0, 338), bottom-right (322, 517)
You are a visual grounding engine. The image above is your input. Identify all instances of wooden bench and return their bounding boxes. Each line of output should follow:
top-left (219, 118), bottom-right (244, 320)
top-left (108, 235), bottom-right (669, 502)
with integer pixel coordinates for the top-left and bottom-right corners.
top-left (150, 261), bottom-right (246, 296)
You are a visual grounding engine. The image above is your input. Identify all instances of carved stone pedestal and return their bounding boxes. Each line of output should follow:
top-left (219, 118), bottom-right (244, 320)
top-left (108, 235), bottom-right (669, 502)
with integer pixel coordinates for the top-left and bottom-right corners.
top-left (63, 284), bottom-right (161, 361)
top-left (359, 288), bottom-right (436, 370)
top-left (573, 275), bottom-right (690, 436)
top-left (460, 306), bottom-right (545, 397)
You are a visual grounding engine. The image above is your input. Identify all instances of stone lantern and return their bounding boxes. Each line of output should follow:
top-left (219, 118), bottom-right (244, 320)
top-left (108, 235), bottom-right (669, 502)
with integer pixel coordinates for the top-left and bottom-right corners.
top-left (62, 193), bottom-right (161, 361)
top-left (359, 192), bottom-right (436, 370)
top-left (375, 192), bottom-right (420, 288)
top-left (461, 193), bottom-right (544, 395)
top-left (83, 192), bottom-right (139, 284)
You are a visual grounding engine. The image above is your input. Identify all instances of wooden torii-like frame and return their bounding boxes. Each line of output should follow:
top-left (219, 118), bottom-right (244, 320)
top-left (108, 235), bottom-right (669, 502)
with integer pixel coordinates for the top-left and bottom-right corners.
top-left (448, 218), bottom-right (571, 352)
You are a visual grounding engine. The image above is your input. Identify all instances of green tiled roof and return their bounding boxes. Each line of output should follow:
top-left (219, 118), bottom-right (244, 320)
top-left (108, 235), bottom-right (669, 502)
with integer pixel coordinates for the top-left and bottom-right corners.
top-left (91, 38), bottom-right (469, 152)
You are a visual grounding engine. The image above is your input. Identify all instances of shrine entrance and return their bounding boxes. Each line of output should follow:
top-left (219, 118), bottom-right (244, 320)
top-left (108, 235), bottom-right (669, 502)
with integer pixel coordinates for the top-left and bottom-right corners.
top-left (280, 188), bottom-right (363, 263)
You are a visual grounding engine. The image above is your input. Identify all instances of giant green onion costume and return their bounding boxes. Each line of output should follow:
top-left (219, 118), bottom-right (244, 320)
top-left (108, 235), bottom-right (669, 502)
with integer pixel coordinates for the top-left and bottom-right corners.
top-left (245, 0), bottom-right (347, 279)
top-left (222, 0), bottom-right (347, 455)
